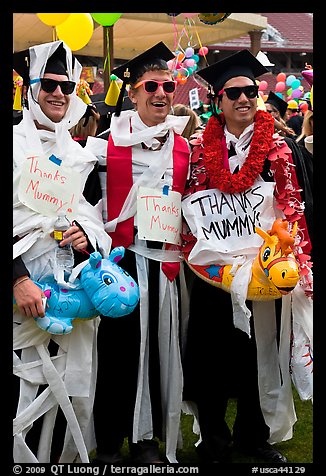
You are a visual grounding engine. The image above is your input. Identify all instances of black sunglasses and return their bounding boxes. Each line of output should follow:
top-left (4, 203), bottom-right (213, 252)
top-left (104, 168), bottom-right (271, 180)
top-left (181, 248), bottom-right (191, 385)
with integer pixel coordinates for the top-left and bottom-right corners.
top-left (134, 80), bottom-right (177, 94)
top-left (219, 85), bottom-right (259, 101)
top-left (40, 78), bottom-right (76, 95)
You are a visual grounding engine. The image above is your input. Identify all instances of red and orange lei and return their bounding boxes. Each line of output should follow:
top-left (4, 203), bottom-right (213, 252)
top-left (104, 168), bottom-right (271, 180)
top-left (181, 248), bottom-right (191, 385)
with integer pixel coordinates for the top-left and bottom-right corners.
top-left (202, 110), bottom-right (274, 193)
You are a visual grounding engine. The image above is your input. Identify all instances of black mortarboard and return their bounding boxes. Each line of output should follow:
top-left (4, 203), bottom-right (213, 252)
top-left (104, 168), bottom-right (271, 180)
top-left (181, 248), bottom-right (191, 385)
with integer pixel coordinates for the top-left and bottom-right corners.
top-left (196, 49), bottom-right (269, 95)
top-left (266, 91), bottom-right (288, 119)
top-left (110, 41), bottom-right (175, 116)
top-left (13, 43), bottom-right (72, 87)
top-left (44, 42), bottom-right (69, 76)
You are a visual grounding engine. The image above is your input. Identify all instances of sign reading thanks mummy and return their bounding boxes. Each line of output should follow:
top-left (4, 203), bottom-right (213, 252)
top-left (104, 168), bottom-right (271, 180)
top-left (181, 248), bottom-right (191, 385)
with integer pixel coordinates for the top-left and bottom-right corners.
top-left (18, 154), bottom-right (81, 218)
top-left (182, 183), bottom-right (276, 263)
top-left (137, 186), bottom-right (182, 245)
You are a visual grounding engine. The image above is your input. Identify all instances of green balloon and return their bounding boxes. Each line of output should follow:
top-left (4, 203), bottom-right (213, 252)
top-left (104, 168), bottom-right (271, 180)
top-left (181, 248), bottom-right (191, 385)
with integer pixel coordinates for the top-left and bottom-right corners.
top-left (91, 13), bottom-right (122, 26)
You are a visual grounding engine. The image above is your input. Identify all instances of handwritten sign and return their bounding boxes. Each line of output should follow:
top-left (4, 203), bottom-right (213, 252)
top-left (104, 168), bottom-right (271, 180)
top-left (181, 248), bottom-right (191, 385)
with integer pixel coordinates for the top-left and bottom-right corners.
top-left (137, 186), bottom-right (182, 245)
top-left (182, 183), bottom-right (276, 264)
top-left (18, 154), bottom-right (81, 218)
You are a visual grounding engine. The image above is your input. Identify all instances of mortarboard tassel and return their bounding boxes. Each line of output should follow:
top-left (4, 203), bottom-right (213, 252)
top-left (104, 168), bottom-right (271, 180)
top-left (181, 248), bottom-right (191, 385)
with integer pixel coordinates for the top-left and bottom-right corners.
top-left (114, 69), bottom-right (130, 117)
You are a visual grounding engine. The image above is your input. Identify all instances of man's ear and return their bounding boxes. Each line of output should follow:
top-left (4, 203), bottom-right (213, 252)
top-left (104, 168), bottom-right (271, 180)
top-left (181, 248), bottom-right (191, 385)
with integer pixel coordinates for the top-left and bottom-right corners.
top-left (128, 88), bottom-right (137, 104)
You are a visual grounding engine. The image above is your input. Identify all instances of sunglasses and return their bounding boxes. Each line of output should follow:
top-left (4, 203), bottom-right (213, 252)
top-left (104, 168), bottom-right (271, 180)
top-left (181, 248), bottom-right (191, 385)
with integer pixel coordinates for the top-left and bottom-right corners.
top-left (218, 85), bottom-right (259, 100)
top-left (134, 80), bottom-right (177, 94)
top-left (39, 78), bottom-right (76, 95)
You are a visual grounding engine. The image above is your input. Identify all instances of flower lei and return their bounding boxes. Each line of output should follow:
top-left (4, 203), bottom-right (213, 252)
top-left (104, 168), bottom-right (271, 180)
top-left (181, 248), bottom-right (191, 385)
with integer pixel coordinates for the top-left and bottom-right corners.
top-left (202, 109), bottom-right (274, 193)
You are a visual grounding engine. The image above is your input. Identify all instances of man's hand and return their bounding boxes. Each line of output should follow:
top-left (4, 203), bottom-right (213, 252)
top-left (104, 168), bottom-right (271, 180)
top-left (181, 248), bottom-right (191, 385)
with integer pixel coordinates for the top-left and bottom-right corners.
top-left (13, 277), bottom-right (46, 318)
top-left (60, 225), bottom-right (88, 252)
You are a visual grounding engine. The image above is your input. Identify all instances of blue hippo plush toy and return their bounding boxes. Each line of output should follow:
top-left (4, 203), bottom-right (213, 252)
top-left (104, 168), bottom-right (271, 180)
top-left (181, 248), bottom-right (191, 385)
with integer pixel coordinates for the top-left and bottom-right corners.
top-left (16, 247), bottom-right (140, 335)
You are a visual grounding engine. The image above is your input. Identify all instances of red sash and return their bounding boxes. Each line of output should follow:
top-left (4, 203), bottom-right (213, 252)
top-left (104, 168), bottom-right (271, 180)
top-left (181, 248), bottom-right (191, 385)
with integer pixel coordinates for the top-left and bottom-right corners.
top-left (106, 132), bottom-right (189, 280)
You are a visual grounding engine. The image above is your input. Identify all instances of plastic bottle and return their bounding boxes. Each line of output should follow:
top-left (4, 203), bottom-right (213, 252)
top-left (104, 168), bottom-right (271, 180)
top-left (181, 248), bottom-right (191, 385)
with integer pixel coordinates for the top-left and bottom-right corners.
top-left (53, 210), bottom-right (74, 270)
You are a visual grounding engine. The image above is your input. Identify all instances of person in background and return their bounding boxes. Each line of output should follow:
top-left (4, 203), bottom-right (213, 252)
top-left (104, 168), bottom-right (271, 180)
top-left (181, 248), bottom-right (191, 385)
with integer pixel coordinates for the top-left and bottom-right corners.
top-left (181, 50), bottom-right (313, 464)
top-left (70, 103), bottom-right (102, 207)
top-left (296, 109), bottom-right (313, 155)
top-left (173, 103), bottom-right (203, 140)
top-left (285, 100), bottom-right (303, 137)
top-left (13, 40), bottom-right (111, 463)
top-left (92, 42), bottom-right (191, 465)
top-left (265, 91), bottom-right (296, 138)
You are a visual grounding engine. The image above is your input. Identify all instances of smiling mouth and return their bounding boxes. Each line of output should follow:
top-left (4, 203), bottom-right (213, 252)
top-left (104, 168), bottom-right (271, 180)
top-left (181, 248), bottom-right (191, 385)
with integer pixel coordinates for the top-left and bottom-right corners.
top-left (152, 102), bottom-right (166, 108)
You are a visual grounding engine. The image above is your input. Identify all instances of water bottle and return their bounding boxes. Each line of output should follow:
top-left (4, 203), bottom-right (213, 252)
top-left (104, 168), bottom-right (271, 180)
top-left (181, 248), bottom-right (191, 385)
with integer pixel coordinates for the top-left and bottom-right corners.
top-left (53, 211), bottom-right (74, 271)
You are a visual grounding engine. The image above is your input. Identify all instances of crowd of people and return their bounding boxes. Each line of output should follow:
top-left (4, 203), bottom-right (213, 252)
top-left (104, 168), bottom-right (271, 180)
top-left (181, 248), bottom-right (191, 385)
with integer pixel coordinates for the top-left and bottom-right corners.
top-left (13, 40), bottom-right (313, 466)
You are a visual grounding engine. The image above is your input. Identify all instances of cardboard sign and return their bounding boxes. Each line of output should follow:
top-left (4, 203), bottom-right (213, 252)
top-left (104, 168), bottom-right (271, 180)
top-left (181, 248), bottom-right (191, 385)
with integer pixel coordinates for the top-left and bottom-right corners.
top-left (18, 154), bottom-right (81, 218)
top-left (182, 182), bottom-right (276, 264)
top-left (137, 186), bottom-right (182, 245)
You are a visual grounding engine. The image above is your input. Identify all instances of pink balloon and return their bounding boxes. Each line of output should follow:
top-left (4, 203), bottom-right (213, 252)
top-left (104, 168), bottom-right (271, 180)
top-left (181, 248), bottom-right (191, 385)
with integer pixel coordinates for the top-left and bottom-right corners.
top-left (184, 58), bottom-right (195, 67)
top-left (275, 81), bottom-right (285, 92)
top-left (276, 72), bottom-right (286, 83)
top-left (258, 80), bottom-right (268, 91)
top-left (198, 46), bottom-right (209, 56)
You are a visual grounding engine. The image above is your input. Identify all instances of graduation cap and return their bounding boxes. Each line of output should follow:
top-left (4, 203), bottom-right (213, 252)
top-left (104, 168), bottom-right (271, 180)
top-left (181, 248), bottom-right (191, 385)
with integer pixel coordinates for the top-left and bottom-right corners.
top-left (13, 42), bottom-right (72, 87)
top-left (43, 42), bottom-right (70, 76)
top-left (109, 41), bottom-right (175, 116)
top-left (265, 91), bottom-right (288, 118)
top-left (196, 49), bottom-right (269, 95)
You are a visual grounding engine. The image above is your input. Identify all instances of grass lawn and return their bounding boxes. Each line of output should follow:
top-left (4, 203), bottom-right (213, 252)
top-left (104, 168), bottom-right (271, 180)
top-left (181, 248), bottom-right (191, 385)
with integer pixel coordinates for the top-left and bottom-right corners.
top-left (176, 386), bottom-right (313, 464)
top-left (113, 386), bottom-right (312, 465)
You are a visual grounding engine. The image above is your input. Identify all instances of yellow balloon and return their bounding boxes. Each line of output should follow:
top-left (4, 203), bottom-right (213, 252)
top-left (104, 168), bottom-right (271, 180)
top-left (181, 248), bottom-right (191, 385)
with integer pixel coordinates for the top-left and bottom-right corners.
top-left (56, 13), bottom-right (94, 51)
top-left (37, 13), bottom-right (71, 26)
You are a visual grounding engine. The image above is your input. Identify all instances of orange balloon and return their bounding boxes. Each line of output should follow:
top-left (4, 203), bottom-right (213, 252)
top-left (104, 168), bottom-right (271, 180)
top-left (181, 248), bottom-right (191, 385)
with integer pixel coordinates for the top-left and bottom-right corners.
top-left (276, 72), bottom-right (286, 83)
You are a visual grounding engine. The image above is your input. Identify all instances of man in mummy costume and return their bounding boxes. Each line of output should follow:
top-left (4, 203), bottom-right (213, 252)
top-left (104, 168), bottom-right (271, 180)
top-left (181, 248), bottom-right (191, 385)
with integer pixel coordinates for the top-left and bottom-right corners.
top-left (13, 40), bottom-right (111, 463)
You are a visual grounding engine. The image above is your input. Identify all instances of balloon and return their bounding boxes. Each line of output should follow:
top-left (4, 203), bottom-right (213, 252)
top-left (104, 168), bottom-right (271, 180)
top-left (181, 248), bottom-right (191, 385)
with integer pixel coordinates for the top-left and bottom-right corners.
top-left (286, 88), bottom-right (293, 96)
top-left (198, 46), bottom-right (209, 56)
top-left (292, 88), bottom-right (303, 99)
top-left (299, 102), bottom-right (308, 113)
top-left (275, 92), bottom-right (283, 99)
top-left (258, 80), bottom-right (268, 91)
top-left (178, 76), bottom-right (188, 85)
top-left (184, 58), bottom-right (195, 68)
top-left (291, 79), bottom-right (301, 90)
top-left (275, 81), bottom-right (285, 92)
top-left (167, 59), bottom-right (175, 70)
top-left (37, 13), bottom-right (70, 26)
top-left (91, 13), bottom-right (122, 26)
top-left (286, 74), bottom-right (296, 87)
top-left (56, 13), bottom-right (94, 51)
top-left (192, 54), bottom-right (200, 63)
top-left (185, 47), bottom-right (194, 58)
top-left (276, 72), bottom-right (286, 83)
